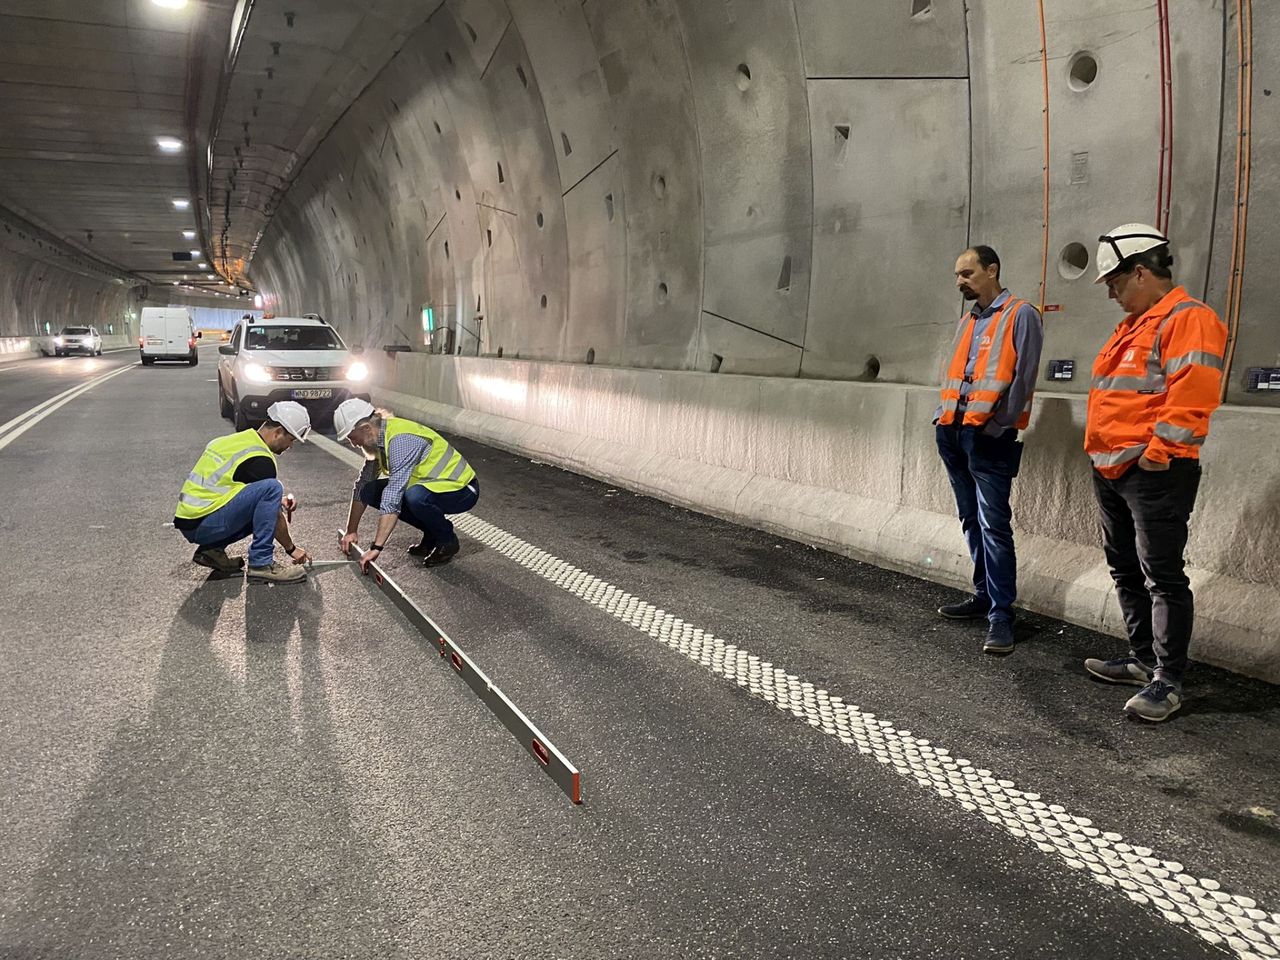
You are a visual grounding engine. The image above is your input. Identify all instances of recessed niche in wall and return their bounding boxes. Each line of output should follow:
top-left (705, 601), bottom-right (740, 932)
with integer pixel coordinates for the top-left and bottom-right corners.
top-left (455, 188), bottom-right (462, 200)
top-left (710, 354), bottom-right (724, 373)
top-left (487, 229), bottom-right (493, 247)
top-left (652, 173), bottom-right (667, 199)
top-left (497, 162), bottom-right (505, 183)
top-left (910, 0), bottom-right (931, 19)
top-left (657, 282), bottom-right (669, 302)
top-left (497, 346), bottom-right (504, 357)
top-left (736, 64), bottom-right (751, 92)
top-left (445, 51), bottom-right (454, 66)
top-left (865, 356), bottom-right (882, 380)
top-left (464, 21), bottom-right (477, 42)
top-left (777, 255), bottom-right (792, 292)
top-left (444, 240), bottom-right (450, 259)
top-left (605, 193), bottom-right (615, 220)
top-left (561, 132), bottom-right (572, 156)
top-left (540, 294), bottom-right (548, 308)
top-left (536, 211), bottom-right (544, 228)
top-left (433, 120), bottom-right (442, 134)
top-left (1059, 242), bottom-right (1089, 280)
top-left (516, 65), bottom-right (528, 88)
top-left (586, 348), bottom-right (595, 365)
top-left (1068, 51), bottom-right (1098, 91)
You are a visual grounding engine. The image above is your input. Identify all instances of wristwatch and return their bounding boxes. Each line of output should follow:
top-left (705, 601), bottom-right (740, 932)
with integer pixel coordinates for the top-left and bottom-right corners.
top-left (370, 543), bottom-right (385, 552)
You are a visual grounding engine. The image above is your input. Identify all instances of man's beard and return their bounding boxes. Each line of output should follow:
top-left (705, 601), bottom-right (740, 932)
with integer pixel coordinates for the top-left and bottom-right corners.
top-left (959, 287), bottom-right (978, 301)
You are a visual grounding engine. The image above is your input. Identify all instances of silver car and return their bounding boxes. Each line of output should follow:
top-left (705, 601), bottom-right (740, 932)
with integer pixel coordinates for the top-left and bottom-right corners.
top-left (54, 326), bottom-right (102, 357)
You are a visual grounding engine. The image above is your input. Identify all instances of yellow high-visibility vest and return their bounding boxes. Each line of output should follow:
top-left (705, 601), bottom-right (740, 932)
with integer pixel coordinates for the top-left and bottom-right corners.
top-left (377, 417), bottom-right (475, 493)
top-left (175, 429), bottom-right (276, 520)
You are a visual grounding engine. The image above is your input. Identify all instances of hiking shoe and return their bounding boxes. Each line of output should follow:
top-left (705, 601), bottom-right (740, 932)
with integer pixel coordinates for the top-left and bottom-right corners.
top-left (1084, 656), bottom-right (1155, 687)
top-left (247, 561), bottom-right (307, 584)
top-left (421, 540), bottom-right (460, 567)
top-left (982, 619), bottom-right (1016, 655)
top-left (192, 547), bottom-right (244, 573)
top-left (407, 538), bottom-right (436, 558)
top-left (1124, 680), bottom-right (1183, 722)
top-left (938, 597), bottom-right (990, 620)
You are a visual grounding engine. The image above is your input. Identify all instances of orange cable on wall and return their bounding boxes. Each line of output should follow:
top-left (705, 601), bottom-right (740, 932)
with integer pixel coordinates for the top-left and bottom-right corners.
top-left (1036, 0), bottom-right (1051, 314)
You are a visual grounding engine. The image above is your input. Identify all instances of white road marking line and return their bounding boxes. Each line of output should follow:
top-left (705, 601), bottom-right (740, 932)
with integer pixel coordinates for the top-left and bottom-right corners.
top-left (311, 431), bottom-right (1279, 958)
top-left (0, 364), bottom-right (136, 453)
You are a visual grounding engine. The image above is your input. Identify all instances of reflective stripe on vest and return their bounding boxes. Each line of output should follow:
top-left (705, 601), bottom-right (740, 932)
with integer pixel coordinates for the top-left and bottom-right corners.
top-left (175, 429), bottom-right (276, 521)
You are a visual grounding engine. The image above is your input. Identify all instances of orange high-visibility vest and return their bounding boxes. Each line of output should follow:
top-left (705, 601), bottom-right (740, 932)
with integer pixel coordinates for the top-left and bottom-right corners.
top-left (938, 296), bottom-right (1033, 429)
top-left (1085, 286), bottom-right (1227, 478)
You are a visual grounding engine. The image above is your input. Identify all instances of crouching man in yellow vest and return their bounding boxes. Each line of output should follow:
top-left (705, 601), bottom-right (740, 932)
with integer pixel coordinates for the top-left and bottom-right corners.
top-left (934, 246), bottom-right (1044, 655)
top-left (174, 400), bottom-right (314, 583)
top-left (335, 399), bottom-right (480, 573)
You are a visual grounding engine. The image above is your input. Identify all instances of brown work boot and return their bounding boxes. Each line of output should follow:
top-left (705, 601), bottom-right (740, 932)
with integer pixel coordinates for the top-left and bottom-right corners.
top-left (246, 561), bottom-right (307, 584)
top-left (192, 547), bottom-right (245, 573)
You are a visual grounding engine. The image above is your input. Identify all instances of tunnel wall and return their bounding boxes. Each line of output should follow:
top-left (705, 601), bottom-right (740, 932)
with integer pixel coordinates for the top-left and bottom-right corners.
top-left (245, 2), bottom-right (1280, 679)
top-left (372, 352), bottom-right (1280, 683)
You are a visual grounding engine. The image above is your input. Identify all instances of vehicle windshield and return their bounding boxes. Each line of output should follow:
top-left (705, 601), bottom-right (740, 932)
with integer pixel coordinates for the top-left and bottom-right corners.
top-left (244, 325), bottom-right (344, 351)
top-left (61, 327), bottom-right (91, 335)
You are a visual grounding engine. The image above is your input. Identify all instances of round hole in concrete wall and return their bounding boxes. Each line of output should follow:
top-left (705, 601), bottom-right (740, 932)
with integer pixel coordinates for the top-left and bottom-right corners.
top-left (444, 240), bottom-right (450, 258)
top-left (540, 294), bottom-right (547, 309)
top-left (536, 211), bottom-right (544, 228)
top-left (1067, 51), bottom-right (1098, 91)
top-left (865, 356), bottom-right (881, 380)
top-left (736, 64), bottom-right (752, 92)
top-left (657, 282), bottom-right (668, 302)
top-left (1059, 242), bottom-right (1090, 280)
top-left (586, 348), bottom-right (595, 365)
top-left (652, 173), bottom-right (667, 199)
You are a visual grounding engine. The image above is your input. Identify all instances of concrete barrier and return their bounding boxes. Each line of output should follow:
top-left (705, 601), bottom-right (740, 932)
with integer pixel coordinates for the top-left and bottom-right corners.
top-left (371, 352), bottom-right (1280, 683)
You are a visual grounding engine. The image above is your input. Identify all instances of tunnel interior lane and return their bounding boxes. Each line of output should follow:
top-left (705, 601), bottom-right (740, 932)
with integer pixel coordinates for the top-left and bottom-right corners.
top-left (0, 356), bottom-right (1275, 959)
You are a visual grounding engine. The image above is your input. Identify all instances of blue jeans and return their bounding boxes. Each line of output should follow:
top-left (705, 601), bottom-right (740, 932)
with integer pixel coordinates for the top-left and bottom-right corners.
top-left (935, 424), bottom-right (1023, 624)
top-left (360, 478), bottom-right (479, 547)
top-left (180, 479), bottom-right (283, 567)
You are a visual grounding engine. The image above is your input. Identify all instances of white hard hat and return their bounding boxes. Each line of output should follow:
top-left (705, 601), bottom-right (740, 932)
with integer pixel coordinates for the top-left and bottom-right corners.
top-left (266, 400), bottom-right (311, 442)
top-left (1095, 223), bottom-right (1169, 283)
top-left (333, 397), bottom-right (376, 441)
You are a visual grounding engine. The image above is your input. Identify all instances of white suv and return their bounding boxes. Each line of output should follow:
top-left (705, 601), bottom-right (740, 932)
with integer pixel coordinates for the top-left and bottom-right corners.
top-left (216, 315), bottom-right (371, 430)
top-left (53, 325), bottom-right (102, 357)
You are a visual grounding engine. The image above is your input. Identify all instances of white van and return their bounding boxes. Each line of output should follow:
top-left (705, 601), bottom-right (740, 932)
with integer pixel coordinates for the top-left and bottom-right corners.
top-left (139, 307), bottom-right (199, 366)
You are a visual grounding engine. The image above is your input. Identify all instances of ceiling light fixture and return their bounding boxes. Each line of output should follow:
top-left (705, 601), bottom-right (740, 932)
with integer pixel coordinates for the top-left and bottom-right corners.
top-left (152, 0), bottom-right (189, 9)
top-left (182, 230), bottom-right (196, 240)
top-left (172, 199), bottom-right (190, 210)
top-left (156, 137), bottom-right (183, 152)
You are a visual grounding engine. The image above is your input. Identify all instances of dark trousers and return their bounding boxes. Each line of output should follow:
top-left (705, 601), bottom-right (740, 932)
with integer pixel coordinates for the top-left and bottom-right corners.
top-left (360, 478), bottom-right (479, 546)
top-left (1092, 459), bottom-right (1201, 684)
top-left (936, 424), bottom-right (1023, 624)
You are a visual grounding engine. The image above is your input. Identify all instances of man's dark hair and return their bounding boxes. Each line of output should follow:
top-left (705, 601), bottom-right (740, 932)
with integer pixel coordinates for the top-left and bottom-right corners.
top-left (1120, 245), bottom-right (1174, 280)
top-left (969, 245), bottom-right (1001, 280)
top-left (261, 419), bottom-right (283, 432)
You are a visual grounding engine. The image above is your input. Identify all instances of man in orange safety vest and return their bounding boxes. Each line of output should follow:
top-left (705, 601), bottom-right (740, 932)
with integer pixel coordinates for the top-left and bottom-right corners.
top-left (934, 246), bottom-right (1044, 656)
top-left (1082, 224), bottom-right (1228, 723)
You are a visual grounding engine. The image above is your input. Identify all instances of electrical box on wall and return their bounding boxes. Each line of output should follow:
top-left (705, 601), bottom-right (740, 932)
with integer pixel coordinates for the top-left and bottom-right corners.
top-left (1047, 359), bottom-right (1075, 381)
top-left (1245, 368), bottom-right (1280, 393)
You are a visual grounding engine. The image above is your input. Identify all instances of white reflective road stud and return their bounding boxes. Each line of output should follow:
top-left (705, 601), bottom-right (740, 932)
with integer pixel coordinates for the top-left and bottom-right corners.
top-left (445, 510), bottom-right (1277, 960)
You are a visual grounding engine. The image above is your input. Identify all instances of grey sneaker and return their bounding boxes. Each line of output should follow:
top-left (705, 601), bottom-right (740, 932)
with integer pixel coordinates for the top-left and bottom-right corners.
top-left (1084, 656), bottom-right (1155, 687)
top-left (982, 620), bottom-right (1016, 655)
top-left (1124, 680), bottom-right (1183, 722)
top-left (247, 561), bottom-right (307, 584)
top-left (938, 597), bottom-right (990, 620)
top-left (192, 547), bottom-right (244, 573)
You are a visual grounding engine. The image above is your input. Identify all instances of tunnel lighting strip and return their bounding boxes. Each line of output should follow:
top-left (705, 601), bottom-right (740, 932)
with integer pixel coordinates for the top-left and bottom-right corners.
top-left (337, 529), bottom-right (582, 805)
top-left (446, 509), bottom-right (1278, 958)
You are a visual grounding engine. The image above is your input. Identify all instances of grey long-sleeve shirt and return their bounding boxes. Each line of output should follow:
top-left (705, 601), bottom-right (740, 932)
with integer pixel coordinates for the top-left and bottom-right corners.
top-left (934, 289), bottom-right (1045, 434)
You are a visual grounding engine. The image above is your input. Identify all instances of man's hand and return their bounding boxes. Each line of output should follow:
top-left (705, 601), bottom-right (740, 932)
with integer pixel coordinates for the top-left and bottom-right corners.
top-left (1138, 456), bottom-right (1171, 472)
top-left (340, 531), bottom-right (360, 555)
top-left (288, 546), bottom-right (312, 566)
top-left (358, 547), bottom-right (381, 575)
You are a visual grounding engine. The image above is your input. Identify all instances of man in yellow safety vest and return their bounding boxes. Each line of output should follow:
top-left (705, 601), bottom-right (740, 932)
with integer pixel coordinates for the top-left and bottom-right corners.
top-left (335, 399), bottom-right (479, 572)
top-left (174, 400), bottom-right (314, 583)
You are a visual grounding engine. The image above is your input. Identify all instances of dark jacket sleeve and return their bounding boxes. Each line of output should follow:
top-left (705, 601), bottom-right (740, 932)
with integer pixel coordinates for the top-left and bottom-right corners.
top-left (233, 455), bottom-right (278, 485)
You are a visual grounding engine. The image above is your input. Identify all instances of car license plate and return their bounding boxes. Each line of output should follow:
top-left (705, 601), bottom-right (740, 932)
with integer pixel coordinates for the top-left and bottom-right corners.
top-left (146, 337), bottom-right (164, 345)
top-left (291, 388), bottom-right (332, 400)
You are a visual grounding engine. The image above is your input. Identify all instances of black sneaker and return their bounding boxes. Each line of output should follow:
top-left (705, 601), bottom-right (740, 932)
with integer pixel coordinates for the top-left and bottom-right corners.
top-left (938, 597), bottom-right (990, 620)
top-left (1124, 679), bottom-right (1183, 722)
top-left (1084, 656), bottom-right (1155, 687)
top-left (983, 620), bottom-right (1016, 655)
top-left (407, 538), bottom-right (436, 557)
top-left (421, 541), bottom-right (460, 567)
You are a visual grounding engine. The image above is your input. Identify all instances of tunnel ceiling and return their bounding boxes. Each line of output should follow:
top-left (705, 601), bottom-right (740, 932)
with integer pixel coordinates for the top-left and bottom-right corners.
top-left (206, 1), bottom-right (434, 289)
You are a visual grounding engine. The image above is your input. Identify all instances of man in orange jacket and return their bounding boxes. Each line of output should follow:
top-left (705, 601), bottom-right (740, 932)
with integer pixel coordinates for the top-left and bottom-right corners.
top-left (1083, 224), bottom-right (1228, 722)
top-left (934, 246), bottom-right (1044, 656)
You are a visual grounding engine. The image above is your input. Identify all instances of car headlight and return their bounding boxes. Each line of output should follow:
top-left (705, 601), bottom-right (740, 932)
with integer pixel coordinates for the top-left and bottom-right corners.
top-left (54, 337), bottom-right (63, 345)
top-left (244, 362), bottom-right (272, 383)
top-left (345, 361), bottom-right (369, 381)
